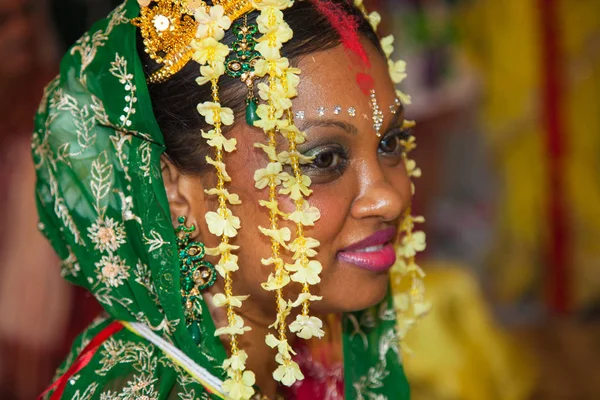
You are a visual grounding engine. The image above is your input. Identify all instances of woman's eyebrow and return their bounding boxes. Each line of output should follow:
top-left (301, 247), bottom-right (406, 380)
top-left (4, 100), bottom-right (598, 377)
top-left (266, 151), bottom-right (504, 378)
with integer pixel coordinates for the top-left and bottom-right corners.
top-left (298, 119), bottom-right (359, 136)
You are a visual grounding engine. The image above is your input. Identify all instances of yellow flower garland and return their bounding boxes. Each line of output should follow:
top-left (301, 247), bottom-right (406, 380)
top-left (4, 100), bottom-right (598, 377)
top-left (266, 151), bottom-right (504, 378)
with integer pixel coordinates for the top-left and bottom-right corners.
top-left (354, 0), bottom-right (430, 352)
top-left (192, 4), bottom-right (256, 399)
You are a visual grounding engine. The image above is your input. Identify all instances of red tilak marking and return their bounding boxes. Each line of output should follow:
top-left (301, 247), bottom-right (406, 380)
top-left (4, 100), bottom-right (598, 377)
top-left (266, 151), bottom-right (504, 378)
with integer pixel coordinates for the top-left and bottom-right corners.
top-left (311, 0), bottom-right (371, 68)
top-left (356, 72), bottom-right (375, 95)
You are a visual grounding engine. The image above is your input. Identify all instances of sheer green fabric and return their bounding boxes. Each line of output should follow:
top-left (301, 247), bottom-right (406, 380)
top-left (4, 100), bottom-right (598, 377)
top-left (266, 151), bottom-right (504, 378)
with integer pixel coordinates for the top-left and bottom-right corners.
top-left (33, 1), bottom-right (410, 398)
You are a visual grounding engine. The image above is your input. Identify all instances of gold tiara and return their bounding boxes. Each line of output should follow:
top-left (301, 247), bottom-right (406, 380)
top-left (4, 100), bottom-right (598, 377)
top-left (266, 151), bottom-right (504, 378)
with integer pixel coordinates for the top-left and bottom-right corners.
top-left (133, 0), bottom-right (254, 83)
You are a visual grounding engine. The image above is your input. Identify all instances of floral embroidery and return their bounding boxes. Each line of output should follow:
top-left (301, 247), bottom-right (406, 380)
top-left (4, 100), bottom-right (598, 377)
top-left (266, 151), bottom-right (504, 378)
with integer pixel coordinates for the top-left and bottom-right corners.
top-left (95, 255), bottom-right (131, 288)
top-left (88, 217), bottom-right (127, 253)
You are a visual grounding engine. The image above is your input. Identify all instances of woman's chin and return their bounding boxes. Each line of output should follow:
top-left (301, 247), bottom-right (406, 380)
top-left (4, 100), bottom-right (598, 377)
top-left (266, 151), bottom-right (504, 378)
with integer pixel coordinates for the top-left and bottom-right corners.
top-left (315, 273), bottom-right (391, 314)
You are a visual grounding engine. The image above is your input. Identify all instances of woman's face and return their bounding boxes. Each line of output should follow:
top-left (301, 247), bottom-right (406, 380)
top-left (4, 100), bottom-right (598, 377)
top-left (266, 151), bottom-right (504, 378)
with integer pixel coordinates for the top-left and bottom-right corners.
top-left (169, 40), bottom-right (411, 322)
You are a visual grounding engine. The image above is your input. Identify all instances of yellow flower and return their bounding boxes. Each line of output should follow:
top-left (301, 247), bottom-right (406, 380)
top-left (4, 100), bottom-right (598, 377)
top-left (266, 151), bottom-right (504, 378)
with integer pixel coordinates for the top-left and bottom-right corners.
top-left (397, 88), bottom-right (412, 105)
top-left (256, 7), bottom-right (284, 32)
top-left (258, 226), bottom-right (291, 247)
top-left (368, 11), bottom-right (381, 31)
top-left (258, 199), bottom-right (285, 217)
top-left (215, 252), bottom-right (240, 276)
top-left (196, 62), bottom-right (225, 85)
top-left (261, 271), bottom-right (291, 292)
top-left (197, 101), bottom-right (234, 126)
top-left (205, 187), bottom-right (241, 205)
top-left (388, 59), bottom-right (407, 84)
top-left (253, 104), bottom-right (285, 131)
top-left (191, 37), bottom-right (230, 66)
top-left (254, 162), bottom-right (284, 190)
top-left (277, 150), bottom-right (314, 165)
top-left (273, 356), bottom-right (304, 387)
top-left (252, 0), bottom-right (294, 11)
top-left (195, 5), bottom-right (232, 40)
top-left (205, 208), bottom-right (241, 238)
top-left (254, 143), bottom-right (278, 161)
top-left (255, 39), bottom-right (281, 62)
top-left (287, 259), bottom-right (322, 285)
top-left (205, 242), bottom-right (239, 257)
top-left (269, 298), bottom-right (292, 330)
top-left (381, 35), bottom-right (395, 58)
top-left (291, 292), bottom-right (322, 308)
top-left (279, 174), bottom-right (312, 201)
top-left (201, 129), bottom-right (237, 152)
top-left (206, 156), bottom-right (232, 182)
top-left (284, 68), bottom-right (301, 97)
top-left (214, 314), bottom-right (251, 337)
top-left (257, 82), bottom-right (292, 112)
top-left (287, 201), bottom-right (321, 226)
top-left (223, 349), bottom-right (249, 371)
top-left (279, 124), bottom-right (306, 145)
top-left (253, 55), bottom-right (289, 78)
top-left (400, 231), bottom-right (426, 258)
top-left (212, 293), bottom-right (249, 309)
top-left (405, 158), bottom-right (422, 178)
top-left (289, 315), bottom-right (325, 340)
top-left (289, 236), bottom-right (320, 259)
top-left (222, 370), bottom-right (256, 400)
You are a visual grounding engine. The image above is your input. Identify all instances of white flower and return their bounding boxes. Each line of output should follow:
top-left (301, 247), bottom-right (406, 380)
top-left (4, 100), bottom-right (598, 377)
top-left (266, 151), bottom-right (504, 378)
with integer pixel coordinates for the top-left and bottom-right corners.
top-left (261, 271), bottom-right (291, 292)
top-left (205, 187), bottom-right (241, 205)
top-left (87, 217), bottom-right (126, 253)
top-left (291, 292), bottom-right (322, 308)
top-left (95, 255), bottom-right (130, 287)
top-left (289, 315), bottom-right (325, 340)
top-left (222, 370), bottom-right (255, 400)
top-left (195, 5), bottom-right (232, 40)
top-left (257, 82), bottom-right (292, 111)
top-left (197, 101), bottom-right (234, 126)
top-left (205, 208), bottom-right (241, 238)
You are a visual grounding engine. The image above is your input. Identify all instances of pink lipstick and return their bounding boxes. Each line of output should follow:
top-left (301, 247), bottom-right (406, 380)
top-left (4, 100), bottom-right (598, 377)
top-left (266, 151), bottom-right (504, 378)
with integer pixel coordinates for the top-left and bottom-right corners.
top-left (337, 227), bottom-right (397, 273)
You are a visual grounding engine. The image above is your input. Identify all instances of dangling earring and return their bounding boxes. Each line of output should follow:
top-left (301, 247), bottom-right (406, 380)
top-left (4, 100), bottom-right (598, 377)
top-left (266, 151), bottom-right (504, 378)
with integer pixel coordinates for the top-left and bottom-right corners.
top-left (225, 14), bottom-right (262, 125)
top-left (176, 216), bottom-right (217, 345)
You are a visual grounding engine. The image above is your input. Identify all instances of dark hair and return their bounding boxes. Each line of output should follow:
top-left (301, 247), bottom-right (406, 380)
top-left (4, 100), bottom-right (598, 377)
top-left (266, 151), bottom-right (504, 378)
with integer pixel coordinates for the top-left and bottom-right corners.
top-left (138, 1), bottom-right (382, 174)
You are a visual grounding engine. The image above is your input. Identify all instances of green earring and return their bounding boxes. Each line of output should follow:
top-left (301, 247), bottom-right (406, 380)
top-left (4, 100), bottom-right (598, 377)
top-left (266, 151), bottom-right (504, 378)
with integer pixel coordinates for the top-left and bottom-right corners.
top-left (176, 216), bottom-right (217, 345)
top-left (225, 14), bottom-right (262, 125)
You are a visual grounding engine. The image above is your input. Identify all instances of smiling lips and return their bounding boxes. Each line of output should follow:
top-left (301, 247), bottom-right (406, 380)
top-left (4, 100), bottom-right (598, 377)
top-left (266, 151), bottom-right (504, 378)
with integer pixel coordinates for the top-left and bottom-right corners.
top-left (337, 227), bottom-right (398, 273)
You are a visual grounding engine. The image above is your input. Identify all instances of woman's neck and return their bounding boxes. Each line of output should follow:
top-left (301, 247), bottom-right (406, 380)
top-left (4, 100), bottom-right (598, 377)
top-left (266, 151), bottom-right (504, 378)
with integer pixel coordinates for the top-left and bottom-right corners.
top-left (204, 290), bottom-right (281, 399)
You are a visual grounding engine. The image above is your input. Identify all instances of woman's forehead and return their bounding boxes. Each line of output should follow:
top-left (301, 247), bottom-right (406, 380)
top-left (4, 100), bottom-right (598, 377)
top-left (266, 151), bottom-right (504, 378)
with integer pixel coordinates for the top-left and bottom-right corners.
top-left (293, 44), bottom-right (396, 125)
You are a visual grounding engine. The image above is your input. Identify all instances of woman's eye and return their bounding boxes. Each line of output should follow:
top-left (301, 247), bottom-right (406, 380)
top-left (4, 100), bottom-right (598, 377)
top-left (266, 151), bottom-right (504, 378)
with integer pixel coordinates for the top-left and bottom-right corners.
top-left (313, 150), bottom-right (340, 169)
top-left (378, 129), bottom-right (410, 156)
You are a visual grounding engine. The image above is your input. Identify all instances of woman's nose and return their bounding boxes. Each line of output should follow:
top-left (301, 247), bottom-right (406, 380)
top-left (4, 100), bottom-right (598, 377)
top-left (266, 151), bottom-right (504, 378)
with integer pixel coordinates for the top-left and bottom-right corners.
top-left (350, 163), bottom-right (409, 222)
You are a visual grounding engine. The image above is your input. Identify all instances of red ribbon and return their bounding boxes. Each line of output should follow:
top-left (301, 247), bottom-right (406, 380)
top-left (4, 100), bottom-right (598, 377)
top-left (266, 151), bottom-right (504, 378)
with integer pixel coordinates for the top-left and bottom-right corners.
top-left (39, 321), bottom-right (124, 399)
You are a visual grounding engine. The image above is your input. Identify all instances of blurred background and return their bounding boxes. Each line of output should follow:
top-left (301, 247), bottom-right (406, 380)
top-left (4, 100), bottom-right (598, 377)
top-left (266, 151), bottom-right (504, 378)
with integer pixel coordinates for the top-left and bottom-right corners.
top-left (0, 0), bottom-right (598, 399)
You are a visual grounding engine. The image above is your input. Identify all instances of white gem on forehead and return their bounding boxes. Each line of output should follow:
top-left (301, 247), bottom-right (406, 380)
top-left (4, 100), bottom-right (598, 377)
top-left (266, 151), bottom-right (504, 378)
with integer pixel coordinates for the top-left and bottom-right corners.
top-left (348, 107), bottom-right (356, 117)
top-left (370, 89), bottom-right (384, 137)
top-left (333, 106), bottom-right (342, 115)
top-left (390, 105), bottom-right (397, 114)
top-left (317, 107), bottom-right (326, 116)
top-left (153, 15), bottom-right (171, 32)
top-left (295, 111), bottom-right (305, 120)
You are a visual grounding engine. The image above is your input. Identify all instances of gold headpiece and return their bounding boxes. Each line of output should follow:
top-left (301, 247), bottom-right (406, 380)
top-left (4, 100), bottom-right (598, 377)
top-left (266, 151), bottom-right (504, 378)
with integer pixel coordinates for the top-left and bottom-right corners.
top-left (133, 0), bottom-right (254, 83)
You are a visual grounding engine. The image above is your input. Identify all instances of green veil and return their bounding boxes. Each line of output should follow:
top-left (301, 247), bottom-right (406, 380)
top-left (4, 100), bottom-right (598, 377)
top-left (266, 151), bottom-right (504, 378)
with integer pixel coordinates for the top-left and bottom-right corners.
top-left (33, 1), bottom-right (410, 398)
